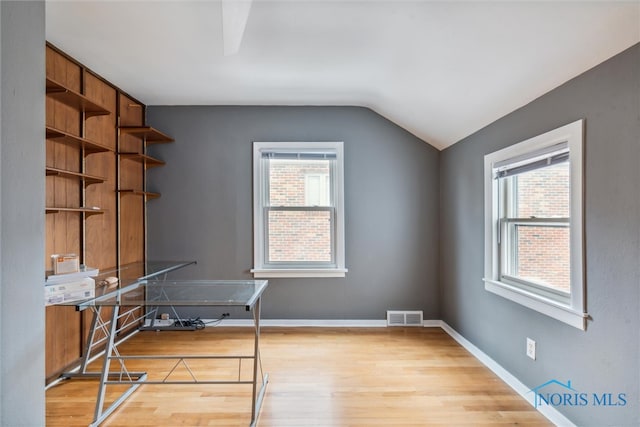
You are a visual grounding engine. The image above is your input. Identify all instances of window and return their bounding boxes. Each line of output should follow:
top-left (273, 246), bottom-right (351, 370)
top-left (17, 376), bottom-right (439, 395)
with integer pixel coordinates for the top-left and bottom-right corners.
top-left (304, 173), bottom-right (330, 206)
top-left (252, 142), bottom-right (347, 278)
top-left (483, 120), bottom-right (587, 330)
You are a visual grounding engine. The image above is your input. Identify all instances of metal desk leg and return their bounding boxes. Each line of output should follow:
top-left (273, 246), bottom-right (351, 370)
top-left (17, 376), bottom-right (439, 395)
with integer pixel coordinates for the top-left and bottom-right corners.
top-left (90, 304), bottom-right (147, 427)
top-left (80, 305), bottom-right (102, 374)
top-left (61, 306), bottom-right (114, 381)
top-left (250, 296), bottom-right (268, 427)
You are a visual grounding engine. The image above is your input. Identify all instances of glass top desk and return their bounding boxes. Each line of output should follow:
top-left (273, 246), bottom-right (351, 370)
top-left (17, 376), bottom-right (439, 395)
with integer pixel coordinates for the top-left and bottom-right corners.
top-left (61, 266), bottom-right (269, 427)
top-left (79, 279), bottom-right (267, 311)
top-left (84, 260), bottom-right (197, 290)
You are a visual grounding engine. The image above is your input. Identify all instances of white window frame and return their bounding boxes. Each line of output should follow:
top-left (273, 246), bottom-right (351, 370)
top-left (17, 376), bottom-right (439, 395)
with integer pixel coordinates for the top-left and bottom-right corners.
top-left (251, 141), bottom-right (347, 278)
top-left (483, 120), bottom-right (587, 330)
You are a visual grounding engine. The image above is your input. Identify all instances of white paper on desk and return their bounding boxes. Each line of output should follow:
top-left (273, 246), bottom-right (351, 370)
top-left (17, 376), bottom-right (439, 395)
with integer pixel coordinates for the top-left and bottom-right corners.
top-left (45, 277), bottom-right (95, 306)
top-left (46, 266), bottom-right (99, 284)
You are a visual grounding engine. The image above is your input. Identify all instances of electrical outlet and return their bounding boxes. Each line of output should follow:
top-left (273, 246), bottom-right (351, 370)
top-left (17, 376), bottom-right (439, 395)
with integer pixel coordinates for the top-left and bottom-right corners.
top-left (526, 337), bottom-right (536, 360)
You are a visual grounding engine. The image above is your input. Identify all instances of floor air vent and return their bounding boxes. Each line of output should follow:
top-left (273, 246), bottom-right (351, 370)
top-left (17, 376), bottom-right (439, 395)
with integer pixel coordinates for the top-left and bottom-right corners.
top-left (386, 310), bottom-right (423, 327)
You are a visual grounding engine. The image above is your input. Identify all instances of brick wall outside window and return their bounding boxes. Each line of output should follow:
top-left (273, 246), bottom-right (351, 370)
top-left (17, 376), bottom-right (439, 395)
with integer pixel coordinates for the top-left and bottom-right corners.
top-left (513, 164), bottom-right (570, 293)
top-left (268, 160), bottom-right (332, 263)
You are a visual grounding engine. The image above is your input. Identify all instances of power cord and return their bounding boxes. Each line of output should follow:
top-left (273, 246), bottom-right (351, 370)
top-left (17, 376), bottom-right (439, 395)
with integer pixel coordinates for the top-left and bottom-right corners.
top-left (173, 318), bottom-right (206, 330)
top-left (204, 312), bottom-right (230, 327)
top-left (173, 313), bottom-right (230, 330)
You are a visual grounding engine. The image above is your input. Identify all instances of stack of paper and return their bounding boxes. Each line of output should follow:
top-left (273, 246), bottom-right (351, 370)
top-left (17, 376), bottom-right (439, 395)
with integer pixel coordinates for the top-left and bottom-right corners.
top-left (45, 266), bottom-right (100, 306)
top-left (45, 277), bottom-right (96, 306)
top-left (46, 266), bottom-right (99, 284)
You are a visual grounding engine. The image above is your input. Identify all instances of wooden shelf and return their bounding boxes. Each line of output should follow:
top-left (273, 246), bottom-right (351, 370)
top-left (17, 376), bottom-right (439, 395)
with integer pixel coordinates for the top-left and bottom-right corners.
top-left (118, 190), bottom-right (161, 200)
top-left (46, 77), bottom-right (111, 117)
top-left (46, 126), bottom-right (112, 154)
top-left (119, 126), bottom-right (174, 144)
top-left (46, 167), bottom-right (106, 186)
top-left (119, 152), bottom-right (165, 168)
top-left (45, 206), bottom-right (105, 217)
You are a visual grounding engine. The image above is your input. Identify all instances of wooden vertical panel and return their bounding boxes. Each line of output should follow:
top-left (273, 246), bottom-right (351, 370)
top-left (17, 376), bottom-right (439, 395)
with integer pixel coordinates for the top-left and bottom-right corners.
top-left (84, 151), bottom-right (117, 267)
top-left (84, 72), bottom-right (116, 150)
top-left (45, 46), bottom-right (83, 272)
top-left (84, 72), bottom-right (117, 271)
top-left (45, 307), bottom-right (81, 382)
top-left (119, 141), bottom-right (145, 267)
top-left (117, 94), bottom-right (147, 332)
top-left (119, 196), bottom-right (145, 265)
top-left (46, 45), bottom-right (81, 92)
top-left (82, 71), bottom-right (119, 352)
top-left (118, 94), bottom-right (145, 266)
top-left (47, 46), bottom-right (81, 135)
top-left (118, 93), bottom-right (144, 127)
top-left (45, 44), bottom-right (171, 381)
top-left (45, 46), bottom-right (93, 377)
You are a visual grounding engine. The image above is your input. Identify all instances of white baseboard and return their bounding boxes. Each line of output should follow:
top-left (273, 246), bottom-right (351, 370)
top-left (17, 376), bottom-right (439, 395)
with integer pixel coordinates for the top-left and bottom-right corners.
top-left (211, 319), bottom-right (450, 328)
top-left (439, 321), bottom-right (575, 427)
top-left (213, 318), bottom-right (443, 328)
top-left (422, 319), bottom-right (442, 327)
top-left (215, 319), bottom-right (388, 327)
top-left (202, 317), bottom-right (573, 426)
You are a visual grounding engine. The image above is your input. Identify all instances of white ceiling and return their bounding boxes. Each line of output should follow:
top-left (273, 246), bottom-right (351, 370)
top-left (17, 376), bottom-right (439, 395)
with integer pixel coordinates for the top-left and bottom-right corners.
top-left (46, 1), bottom-right (640, 150)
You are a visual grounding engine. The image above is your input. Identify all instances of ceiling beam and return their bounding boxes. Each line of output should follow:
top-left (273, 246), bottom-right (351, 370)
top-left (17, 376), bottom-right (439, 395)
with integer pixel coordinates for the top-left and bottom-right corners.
top-left (222, 0), bottom-right (253, 56)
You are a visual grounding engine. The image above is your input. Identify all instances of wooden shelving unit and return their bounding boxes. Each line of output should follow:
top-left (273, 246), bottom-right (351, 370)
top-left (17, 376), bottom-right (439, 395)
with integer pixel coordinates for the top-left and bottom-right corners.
top-left (46, 167), bottom-right (106, 186)
top-left (119, 126), bottom-right (174, 144)
top-left (119, 152), bottom-right (165, 168)
top-left (46, 126), bottom-right (111, 154)
top-left (45, 206), bottom-right (105, 216)
top-left (117, 190), bottom-right (161, 200)
top-left (44, 43), bottom-right (175, 383)
top-left (45, 44), bottom-right (118, 382)
top-left (46, 77), bottom-right (110, 117)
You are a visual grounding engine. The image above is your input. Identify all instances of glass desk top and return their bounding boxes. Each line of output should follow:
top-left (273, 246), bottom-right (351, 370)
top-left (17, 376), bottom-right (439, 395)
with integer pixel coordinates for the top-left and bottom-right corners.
top-left (76, 280), bottom-right (268, 311)
top-left (93, 260), bottom-right (197, 286)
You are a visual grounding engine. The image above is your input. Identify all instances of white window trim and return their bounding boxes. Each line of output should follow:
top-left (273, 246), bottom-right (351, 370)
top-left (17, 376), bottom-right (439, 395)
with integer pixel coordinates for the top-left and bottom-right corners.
top-left (483, 120), bottom-right (587, 330)
top-left (251, 141), bottom-right (347, 278)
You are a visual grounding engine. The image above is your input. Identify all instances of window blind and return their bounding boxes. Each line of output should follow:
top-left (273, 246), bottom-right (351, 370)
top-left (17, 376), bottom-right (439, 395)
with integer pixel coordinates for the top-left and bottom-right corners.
top-left (261, 151), bottom-right (337, 160)
top-left (493, 142), bottom-right (568, 179)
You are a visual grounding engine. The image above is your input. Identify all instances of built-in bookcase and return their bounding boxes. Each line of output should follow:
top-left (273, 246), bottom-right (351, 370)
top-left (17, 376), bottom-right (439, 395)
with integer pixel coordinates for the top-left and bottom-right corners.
top-left (44, 43), bottom-right (173, 382)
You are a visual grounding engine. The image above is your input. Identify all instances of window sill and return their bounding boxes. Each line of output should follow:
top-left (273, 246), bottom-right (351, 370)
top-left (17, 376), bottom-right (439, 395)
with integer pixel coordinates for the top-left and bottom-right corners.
top-left (483, 278), bottom-right (587, 330)
top-left (251, 268), bottom-right (348, 278)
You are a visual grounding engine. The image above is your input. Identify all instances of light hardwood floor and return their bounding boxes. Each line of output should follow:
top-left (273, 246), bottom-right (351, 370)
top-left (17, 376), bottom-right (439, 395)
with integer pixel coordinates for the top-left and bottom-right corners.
top-left (46, 327), bottom-right (552, 426)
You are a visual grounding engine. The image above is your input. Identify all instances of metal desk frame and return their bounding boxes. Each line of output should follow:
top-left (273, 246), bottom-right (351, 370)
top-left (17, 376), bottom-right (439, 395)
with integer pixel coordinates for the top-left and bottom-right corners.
top-left (61, 264), bottom-right (268, 427)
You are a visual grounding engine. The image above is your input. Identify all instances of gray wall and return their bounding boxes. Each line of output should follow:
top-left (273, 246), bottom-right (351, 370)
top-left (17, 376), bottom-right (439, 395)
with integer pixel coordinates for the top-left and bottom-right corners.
top-left (146, 106), bottom-right (440, 320)
top-left (0, 2), bottom-right (46, 426)
top-left (440, 44), bottom-right (639, 426)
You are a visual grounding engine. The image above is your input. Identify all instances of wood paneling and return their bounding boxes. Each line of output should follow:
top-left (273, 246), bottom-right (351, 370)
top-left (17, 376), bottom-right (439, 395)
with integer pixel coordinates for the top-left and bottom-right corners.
top-left (118, 94), bottom-right (146, 266)
top-left (45, 306), bottom-right (81, 382)
top-left (45, 43), bottom-right (172, 381)
top-left (119, 93), bottom-right (144, 127)
top-left (45, 44), bottom-right (172, 380)
top-left (45, 46), bottom-right (92, 376)
top-left (84, 71), bottom-right (117, 271)
top-left (43, 46), bottom-right (123, 378)
top-left (45, 47), bottom-right (83, 271)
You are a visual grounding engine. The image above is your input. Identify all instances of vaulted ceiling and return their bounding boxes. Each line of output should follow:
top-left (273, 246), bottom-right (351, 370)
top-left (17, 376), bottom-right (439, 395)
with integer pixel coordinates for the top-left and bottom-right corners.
top-left (46, 1), bottom-right (640, 150)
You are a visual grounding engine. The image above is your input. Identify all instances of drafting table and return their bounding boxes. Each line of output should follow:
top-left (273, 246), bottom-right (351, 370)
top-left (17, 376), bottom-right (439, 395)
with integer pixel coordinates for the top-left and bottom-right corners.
top-left (61, 262), bottom-right (269, 427)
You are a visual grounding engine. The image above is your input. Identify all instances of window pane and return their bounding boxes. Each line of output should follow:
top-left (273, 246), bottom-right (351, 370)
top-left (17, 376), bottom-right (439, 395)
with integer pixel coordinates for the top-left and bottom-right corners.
top-left (269, 159), bottom-right (331, 207)
top-left (514, 162), bottom-right (569, 218)
top-left (267, 210), bottom-right (333, 263)
top-left (508, 224), bottom-right (570, 294)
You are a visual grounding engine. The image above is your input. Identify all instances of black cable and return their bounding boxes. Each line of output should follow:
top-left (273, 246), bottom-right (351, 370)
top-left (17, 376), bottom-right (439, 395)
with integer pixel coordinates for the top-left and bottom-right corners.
top-left (203, 313), bottom-right (230, 327)
top-left (172, 313), bottom-right (229, 330)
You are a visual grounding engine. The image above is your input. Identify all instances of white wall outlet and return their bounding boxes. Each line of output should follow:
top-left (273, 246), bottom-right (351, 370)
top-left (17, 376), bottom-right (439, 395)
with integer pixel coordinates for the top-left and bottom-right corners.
top-left (526, 337), bottom-right (536, 360)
